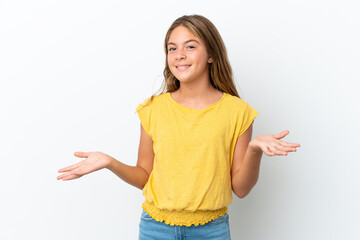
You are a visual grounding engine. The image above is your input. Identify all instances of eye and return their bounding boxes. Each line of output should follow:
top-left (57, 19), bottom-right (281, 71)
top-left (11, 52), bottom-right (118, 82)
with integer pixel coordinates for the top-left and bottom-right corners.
top-left (168, 47), bottom-right (176, 52)
top-left (187, 46), bottom-right (195, 49)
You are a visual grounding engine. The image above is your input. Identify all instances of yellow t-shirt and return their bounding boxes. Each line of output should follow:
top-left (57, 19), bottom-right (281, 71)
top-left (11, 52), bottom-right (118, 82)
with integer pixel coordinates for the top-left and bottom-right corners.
top-left (136, 91), bottom-right (259, 226)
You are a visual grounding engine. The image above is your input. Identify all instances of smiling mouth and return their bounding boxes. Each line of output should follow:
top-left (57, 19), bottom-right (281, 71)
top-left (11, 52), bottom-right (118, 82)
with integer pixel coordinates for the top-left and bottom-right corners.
top-left (176, 65), bottom-right (191, 71)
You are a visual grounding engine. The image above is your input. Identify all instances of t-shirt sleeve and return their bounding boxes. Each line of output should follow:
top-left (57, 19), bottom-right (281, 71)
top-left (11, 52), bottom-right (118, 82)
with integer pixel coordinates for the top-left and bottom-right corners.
top-left (237, 101), bottom-right (259, 138)
top-left (136, 97), bottom-right (153, 138)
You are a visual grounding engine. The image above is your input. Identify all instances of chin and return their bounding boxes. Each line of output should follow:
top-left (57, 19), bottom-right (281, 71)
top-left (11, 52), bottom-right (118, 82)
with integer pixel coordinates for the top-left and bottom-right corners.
top-left (176, 78), bottom-right (196, 84)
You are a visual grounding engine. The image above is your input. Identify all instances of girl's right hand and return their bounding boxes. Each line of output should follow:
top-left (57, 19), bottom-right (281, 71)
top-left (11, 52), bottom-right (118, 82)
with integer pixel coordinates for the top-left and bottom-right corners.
top-left (57, 151), bottom-right (112, 181)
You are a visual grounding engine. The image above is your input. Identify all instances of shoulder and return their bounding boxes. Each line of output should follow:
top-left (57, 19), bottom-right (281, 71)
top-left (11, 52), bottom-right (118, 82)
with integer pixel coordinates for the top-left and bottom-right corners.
top-left (136, 92), bottom-right (167, 112)
top-left (224, 94), bottom-right (259, 119)
top-left (224, 94), bottom-right (250, 108)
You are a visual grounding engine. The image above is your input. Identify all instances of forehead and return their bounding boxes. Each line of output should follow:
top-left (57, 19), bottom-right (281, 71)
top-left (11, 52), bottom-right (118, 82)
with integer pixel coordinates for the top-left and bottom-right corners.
top-left (168, 25), bottom-right (201, 44)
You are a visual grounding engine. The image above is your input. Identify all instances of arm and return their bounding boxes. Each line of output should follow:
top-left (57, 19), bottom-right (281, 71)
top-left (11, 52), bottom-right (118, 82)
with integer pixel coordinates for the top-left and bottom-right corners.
top-left (231, 125), bottom-right (301, 198)
top-left (231, 123), bottom-right (262, 198)
top-left (107, 123), bottom-right (154, 190)
top-left (57, 123), bottom-right (154, 191)
top-left (106, 158), bottom-right (150, 190)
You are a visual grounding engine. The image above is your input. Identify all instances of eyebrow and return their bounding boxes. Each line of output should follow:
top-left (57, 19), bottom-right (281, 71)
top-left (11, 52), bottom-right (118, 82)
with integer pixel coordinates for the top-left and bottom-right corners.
top-left (167, 39), bottom-right (200, 46)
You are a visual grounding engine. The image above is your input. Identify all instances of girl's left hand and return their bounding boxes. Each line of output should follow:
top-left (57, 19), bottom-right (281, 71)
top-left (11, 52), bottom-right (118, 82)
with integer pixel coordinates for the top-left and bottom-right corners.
top-left (249, 130), bottom-right (301, 156)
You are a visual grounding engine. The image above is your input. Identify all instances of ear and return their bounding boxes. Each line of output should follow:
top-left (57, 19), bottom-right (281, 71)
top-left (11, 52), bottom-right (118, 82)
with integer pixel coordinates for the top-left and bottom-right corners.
top-left (208, 56), bottom-right (213, 63)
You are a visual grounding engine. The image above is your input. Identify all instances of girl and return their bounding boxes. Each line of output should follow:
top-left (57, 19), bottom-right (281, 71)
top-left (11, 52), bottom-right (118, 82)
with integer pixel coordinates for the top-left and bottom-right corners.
top-left (57, 14), bottom-right (300, 240)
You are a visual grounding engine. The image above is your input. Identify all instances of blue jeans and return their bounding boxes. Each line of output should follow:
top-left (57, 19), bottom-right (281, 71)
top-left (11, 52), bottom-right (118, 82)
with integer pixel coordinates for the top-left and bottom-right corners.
top-left (139, 209), bottom-right (231, 240)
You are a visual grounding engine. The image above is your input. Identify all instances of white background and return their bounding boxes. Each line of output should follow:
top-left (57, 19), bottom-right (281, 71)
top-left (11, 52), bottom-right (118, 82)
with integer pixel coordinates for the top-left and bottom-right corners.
top-left (1, 0), bottom-right (359, 239)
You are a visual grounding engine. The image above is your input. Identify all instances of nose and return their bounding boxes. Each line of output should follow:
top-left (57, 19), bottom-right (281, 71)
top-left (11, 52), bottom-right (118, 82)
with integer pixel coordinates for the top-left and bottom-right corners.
top-left (175, 49), bottom-right (186, 60)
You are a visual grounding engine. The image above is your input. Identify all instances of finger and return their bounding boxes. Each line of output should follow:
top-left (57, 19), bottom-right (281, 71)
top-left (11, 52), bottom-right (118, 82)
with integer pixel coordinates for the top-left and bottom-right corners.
top-left (58, 164), bottom-right (78, 173)
top-left (57, 171), bottom-right (72, 179)
top-left (275, 143), bottom-right (297, 152)
top-left (58, 171), bottom-right (81, 180)
top-left (279, 141), bottom-right (301, 148)
top-left (74, 151), bottom-right (89, 158)
top-left (61, 174), bottom-right (81, 181)
top-left (57, 173), bottom-right (68, 180)
top-left (262, 146), bottom-right (276, 156)
top-left (273, 130), bottom-right (289, 140)
top-left (269, 145), bottom-right (288, 156)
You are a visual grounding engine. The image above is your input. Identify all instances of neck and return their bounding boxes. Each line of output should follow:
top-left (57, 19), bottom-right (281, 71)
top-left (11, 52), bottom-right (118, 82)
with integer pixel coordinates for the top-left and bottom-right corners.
top-left (175, 76), bottom-right (217, 100)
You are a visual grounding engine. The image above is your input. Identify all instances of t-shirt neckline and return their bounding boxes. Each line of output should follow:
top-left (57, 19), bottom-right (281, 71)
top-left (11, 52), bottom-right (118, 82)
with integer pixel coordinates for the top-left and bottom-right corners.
top-left (166, 91), bottom-right (226, 112)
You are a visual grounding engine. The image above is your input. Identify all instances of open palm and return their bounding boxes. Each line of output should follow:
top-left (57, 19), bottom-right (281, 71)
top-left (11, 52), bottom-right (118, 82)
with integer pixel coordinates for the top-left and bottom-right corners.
top-left (57, 151), bottom-right (110, 181)
top-left (250, 130), bottom-right (301, 156)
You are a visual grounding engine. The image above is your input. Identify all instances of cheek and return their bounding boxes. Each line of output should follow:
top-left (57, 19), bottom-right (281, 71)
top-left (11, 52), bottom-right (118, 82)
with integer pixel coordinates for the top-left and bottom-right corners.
top-left (192, 53), bottom-right (208, 64)
top-left (167, 55), bottom-right (175, 66)
top-left (167, 58), bottom-right (176, 74)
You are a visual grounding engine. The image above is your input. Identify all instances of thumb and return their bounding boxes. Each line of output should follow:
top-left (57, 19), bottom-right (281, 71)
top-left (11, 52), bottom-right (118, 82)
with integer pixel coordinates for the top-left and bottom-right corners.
top-left (74, 151), bottom-right (89, 158)
top-left (273, 130), bottom-right (289, 139)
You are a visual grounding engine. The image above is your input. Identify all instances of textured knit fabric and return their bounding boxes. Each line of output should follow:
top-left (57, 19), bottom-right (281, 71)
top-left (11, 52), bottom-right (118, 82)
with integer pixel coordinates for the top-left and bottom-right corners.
top-left (136, 91), bottom-right (259, 226)
top-left (139, 209), bottom-right (231, 240)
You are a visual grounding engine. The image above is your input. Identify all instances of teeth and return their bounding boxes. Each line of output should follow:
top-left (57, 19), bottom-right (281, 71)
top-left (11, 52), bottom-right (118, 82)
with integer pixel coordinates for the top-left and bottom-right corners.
top-left (177, 65), bottom-right (190, 69)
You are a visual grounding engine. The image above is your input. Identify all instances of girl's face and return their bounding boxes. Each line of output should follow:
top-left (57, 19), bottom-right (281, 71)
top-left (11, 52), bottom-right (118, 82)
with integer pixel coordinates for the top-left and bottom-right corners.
top-left (167, 25), bottom-right (213, 84)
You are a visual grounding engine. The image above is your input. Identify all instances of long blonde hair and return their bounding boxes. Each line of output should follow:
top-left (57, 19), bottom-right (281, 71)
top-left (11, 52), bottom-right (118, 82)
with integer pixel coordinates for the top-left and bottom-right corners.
top-left (138, 14), bottom-right (241, 110)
